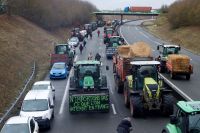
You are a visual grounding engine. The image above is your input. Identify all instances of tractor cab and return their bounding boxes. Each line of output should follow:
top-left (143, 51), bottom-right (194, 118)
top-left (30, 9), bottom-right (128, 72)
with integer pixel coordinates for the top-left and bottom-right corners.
top-left (157, 44), bottom-right (181, 58)
top-left (55, 44), bottom-right (70, 54)
top-left (164, 101), bottom-right (200, 133)
top-left (73, 60), bottom-right (101, 90)
top-left (130, 61), bottom-right (160, 91)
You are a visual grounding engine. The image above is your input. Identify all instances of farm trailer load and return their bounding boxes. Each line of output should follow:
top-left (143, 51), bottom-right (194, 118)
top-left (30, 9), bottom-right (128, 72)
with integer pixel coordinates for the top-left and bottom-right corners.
top-left (113, 42), bottom-right (153, 93)
top-left (69, 60), bottom-right (110, 113)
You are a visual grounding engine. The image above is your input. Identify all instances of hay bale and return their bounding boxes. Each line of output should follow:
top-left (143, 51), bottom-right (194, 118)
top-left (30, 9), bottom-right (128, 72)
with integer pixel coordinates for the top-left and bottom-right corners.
top-left (168, 54), bottom-right (190, 72)
top-left (117, 41), bottom-right (152, 58)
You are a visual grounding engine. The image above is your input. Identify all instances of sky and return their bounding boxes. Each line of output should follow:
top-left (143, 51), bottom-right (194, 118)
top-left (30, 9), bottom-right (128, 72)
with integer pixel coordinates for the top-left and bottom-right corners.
top-left (83, 0), bottom-right (177, 10)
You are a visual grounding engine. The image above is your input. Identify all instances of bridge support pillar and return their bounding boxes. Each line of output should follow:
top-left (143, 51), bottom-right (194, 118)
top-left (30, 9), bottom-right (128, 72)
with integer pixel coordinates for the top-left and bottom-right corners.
top-left (120, 15), bottom-right (123, 25)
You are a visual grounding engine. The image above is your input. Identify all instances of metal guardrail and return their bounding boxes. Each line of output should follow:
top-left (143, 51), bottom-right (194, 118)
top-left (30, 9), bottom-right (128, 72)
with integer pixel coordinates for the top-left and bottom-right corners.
top-left (0, 61), bottom-right (36, 124)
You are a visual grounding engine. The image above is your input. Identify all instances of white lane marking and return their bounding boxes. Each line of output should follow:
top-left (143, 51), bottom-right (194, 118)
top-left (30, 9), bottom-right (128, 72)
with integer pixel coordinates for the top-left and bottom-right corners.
top-left (59, 69), bottom-right (72, 115)
top-left (119, 25), bottom-right (193, 102)
top-left (120, 26), bottom-right (130, 45)
top-left (59, 55), bottom-right (77, 115)
top-left (140, 31), bottom-right (150, 39)
top-left (154, 41), bottom-right (162, 45)
top-left (111, 103), bottom-right (117, 115)
top-left (159, 74), bottom-right (193, 101)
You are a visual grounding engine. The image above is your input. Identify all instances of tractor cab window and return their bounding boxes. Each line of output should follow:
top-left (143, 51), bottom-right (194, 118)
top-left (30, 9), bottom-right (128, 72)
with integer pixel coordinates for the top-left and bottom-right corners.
top-left (176, 110), bottom-right (188, 133)
top-left (55, 45), bottom-right (68, 54)
top-left (163, 47), bottom-right (179, 56)
top-left (188, 113), bottom-right (200, 133)
top-left (78, 65), bottom-right (99, 79)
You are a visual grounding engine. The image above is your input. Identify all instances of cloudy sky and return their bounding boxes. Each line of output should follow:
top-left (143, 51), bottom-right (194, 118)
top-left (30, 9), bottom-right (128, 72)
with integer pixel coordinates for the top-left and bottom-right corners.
top-left (83, 0), bottom-right (177, 10)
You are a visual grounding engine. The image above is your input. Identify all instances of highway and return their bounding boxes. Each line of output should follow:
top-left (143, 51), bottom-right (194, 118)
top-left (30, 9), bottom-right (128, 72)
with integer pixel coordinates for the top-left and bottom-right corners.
top-left (42, 20), bottom-right (200, 133)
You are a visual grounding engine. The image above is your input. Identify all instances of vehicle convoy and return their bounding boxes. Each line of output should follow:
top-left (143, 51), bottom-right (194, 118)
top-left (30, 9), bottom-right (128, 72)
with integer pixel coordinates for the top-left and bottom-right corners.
top-left (50, 44), bottom-right (74, 68)
top-left (124, 61), bottom-right (174, 117)
top-left (105, 36), bottom-right (125, 59)
top-left (166, 54), bottom-right (193, 80)
top-left (113, 42), bottom-right (153, 93)
top-left (162, 101), bottom-right (200, 133)
top-left (156, 44), bottom-right (181, 73)
top-left (69, 60), bottom-right (110, 113)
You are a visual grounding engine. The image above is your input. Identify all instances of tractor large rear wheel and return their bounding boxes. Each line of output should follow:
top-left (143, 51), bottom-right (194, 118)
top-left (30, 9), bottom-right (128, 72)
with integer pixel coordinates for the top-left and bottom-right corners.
top-left (161, 94), bottom-right (174, 116)
top-left (130, 96), bottom-right (144, 117)
top-left (124, 82), bottom-right (130, 108)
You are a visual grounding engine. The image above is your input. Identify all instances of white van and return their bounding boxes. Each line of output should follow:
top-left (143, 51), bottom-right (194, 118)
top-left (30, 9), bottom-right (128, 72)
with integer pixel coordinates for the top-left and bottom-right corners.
top-left (20, 90), bottom-right (54, 130)
top-left (32, 81), bottom-right (55, 100)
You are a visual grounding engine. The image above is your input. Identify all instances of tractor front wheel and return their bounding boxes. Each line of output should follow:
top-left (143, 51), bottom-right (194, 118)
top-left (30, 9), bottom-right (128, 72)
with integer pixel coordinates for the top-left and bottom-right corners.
top-left (130, 96), bottom-right (144, 117)
top-left (161, 94), bottom-right (174, 116)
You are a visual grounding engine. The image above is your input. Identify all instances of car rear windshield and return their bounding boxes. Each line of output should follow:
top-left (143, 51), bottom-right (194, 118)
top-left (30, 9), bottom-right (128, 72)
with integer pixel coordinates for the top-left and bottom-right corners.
top-left (22, 99), bottom-right (48, 111)
top-left (53, 63), bottom-right (65, 69)
top-left (1, 124), bottom-right (29, 133)
top-left (32, 84), bottom-right (49, 90)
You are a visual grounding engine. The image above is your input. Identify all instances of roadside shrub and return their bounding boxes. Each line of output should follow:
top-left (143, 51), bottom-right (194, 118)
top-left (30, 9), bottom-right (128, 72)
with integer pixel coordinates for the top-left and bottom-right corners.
top-left (7, 0), bottom-right (97, 30)
top-left (168, 0), bottom-right (200, 29)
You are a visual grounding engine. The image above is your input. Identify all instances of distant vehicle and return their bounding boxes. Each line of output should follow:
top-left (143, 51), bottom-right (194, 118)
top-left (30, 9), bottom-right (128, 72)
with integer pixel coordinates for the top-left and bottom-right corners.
top-left (74, 28), bottom-right (80, 36)
top-left (0, 116), bottom-right (39, 133)
top-left (32, 81), bottom-right (55, 99)
top-left (91, 22), bottom-right (97, 31)
top-left (84, 24), bottom-right (92, 31)
top-left (67, 37), bottom-right (79, 47)
top-left (50, 62), bottom-right (69, 79)
top-left (20, 90), bottom-right (54, 130)
top-left (80, 30), bottom-right (87, 37)
top-left (50, 44), bottom-right (74, 69)
top-left (162, 101), bottom-right (200, 133)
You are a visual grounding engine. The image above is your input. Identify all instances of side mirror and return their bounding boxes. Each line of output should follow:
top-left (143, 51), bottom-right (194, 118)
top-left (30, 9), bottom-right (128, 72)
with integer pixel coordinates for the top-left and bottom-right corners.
top-left (50, 105), bottom-right (54, 109)
top-left (170, 115), bottom-right (178, 125)
top-left (106, 66), bottom-right (109, 70)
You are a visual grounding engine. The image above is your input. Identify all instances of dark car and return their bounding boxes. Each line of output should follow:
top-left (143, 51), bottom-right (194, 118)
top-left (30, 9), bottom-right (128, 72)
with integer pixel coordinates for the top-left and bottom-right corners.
top-left (91, 22), bottom-right (97, 31)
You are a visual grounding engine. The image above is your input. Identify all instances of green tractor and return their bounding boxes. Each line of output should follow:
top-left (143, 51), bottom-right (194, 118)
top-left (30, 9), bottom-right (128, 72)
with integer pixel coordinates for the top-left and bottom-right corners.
top-left (163, 101), bottom-right (200, 133)
top-left (123, 61), bottom-right (174, 117)
top-left (157, 44), bottom-right (181, 73)
top-left (69, 60), bottom-right (110, 113)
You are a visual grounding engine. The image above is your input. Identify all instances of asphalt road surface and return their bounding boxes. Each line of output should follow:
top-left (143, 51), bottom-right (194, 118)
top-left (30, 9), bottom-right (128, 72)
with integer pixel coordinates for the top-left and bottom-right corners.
top-left (42, 23), bottom-right (173, 133)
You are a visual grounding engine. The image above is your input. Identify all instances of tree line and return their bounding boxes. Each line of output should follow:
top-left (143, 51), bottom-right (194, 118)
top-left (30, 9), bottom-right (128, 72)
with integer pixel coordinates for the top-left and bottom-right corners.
top-left (162, 0), bottom-right (200, 29)
top-left (7, 0), bottom-right (97, 30)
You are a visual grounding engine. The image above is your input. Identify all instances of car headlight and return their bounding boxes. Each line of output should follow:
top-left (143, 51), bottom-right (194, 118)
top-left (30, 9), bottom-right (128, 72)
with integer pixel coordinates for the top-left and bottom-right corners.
top-left (50, 71), bottom-right (53, 75)
top-left (61, 71), bottom-right (65, 74)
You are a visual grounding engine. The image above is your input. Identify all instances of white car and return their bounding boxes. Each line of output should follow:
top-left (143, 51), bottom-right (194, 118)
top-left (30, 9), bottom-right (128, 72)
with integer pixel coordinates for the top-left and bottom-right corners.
top-left (67, 37), bottom-right (79, 47)
top-left (32, 81), bottom-right (55, 99)
top-left (0, 116), bottom-right (39, 133)
top-left (80, 30), bottom-right (87, 37)
top-left (20, 90), bottom-right (54, 130)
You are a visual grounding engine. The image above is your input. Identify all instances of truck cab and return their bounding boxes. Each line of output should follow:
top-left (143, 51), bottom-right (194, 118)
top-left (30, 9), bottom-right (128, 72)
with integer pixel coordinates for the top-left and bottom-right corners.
top-left (163, 101), bottom-right (200, 133)
top-left (50, 44), bottom-right (74, 68)
top-left (157, 44), bottom-right (181, 73)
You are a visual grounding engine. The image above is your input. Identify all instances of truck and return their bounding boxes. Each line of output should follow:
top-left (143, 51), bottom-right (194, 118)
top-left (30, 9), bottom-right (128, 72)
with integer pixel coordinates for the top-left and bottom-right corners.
top-left (156, 44), bottom-right (181, 73)
top-left (123, 61), bottom-right (174, 117)
top-left (69, 60), bottom-right (110, 113)
top-left (50, 44), bottom-right (74, 68)
top-left (105, 36), bottom-right (125, 59)
top-left (113, 42), bottom-right (153, 93)
top-left (162, 101), bottom-right (200, 133)
top-left (166, 54), bottom-right (193, 80)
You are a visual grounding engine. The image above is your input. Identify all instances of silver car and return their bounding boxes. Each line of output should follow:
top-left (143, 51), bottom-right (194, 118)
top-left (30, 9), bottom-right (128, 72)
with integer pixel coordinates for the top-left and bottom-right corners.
top-left (67, 37), bottom-right (79, 47)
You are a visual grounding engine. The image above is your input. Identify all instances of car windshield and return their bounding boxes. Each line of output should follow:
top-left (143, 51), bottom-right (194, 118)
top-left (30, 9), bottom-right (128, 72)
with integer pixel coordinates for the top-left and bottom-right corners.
top-left (189, 113), bottom-right (200, 132)
top-left (53, 63), bottom-right (65, 69)
top-left (22, 99), bottom-right (48, 111)
top-left (1, 124), bottom-right (29, 133)
top-left (32, 84), bottom-right (49, 90)
top-left (70, 38), bottom-right (77, 42)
